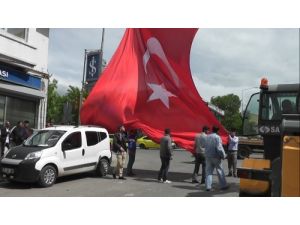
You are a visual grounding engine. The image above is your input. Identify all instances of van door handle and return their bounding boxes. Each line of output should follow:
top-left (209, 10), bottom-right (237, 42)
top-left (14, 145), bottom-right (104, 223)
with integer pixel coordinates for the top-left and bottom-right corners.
top-left (82, 149), bottom-right (85, 156)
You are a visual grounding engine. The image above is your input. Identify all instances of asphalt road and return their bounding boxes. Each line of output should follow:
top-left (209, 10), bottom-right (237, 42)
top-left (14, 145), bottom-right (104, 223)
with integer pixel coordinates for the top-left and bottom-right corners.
top-left (0, 149), bottom-right (247, 197)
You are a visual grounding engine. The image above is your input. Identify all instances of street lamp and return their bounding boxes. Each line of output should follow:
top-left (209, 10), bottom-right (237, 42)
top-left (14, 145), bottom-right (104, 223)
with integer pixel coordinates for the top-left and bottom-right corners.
top-left (78, 49), bottom-right (87, 125)
top-left (241, 87), bottom-right (258, 114)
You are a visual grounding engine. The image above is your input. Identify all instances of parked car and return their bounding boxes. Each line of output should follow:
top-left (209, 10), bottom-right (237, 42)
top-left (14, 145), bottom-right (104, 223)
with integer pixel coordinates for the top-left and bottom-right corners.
top-left (137, 136), bottom-right (176, 149)
top-left (0, 125), bottom-right (111, 187)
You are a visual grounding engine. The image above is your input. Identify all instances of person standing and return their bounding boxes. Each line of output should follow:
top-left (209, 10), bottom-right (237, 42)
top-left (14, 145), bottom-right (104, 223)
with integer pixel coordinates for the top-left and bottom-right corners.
top-left (205, 126), bottom-right (228, 191)
top-left (112, 125), bottom-right (128, 180)
top-left (126, 130), bottom-right (137, 176)
top-left (227, 129), bottom-right (239, 177)
top-left (46, 122), bottom-right (53, 128)
top-left (158, 128), bottom-right (173, 184)
top-left (0, 121), bottom-right (11, 157)
top-left (11, 121), bottom-right (26, 146)
top-left (24, 120), bottom-right (33, 139)
top-left (192, 126), bottom-right (209, 184)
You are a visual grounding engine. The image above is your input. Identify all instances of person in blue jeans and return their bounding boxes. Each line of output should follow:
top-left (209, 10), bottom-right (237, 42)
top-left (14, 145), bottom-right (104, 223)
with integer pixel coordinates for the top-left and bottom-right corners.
top-left (126, 130), bottom-right (137, 176)
top-left (205, 126), bottom-right (228, 191)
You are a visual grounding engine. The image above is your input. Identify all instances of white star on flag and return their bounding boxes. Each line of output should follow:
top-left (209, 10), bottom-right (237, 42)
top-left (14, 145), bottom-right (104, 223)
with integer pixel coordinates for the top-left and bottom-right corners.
top-left (147, 83), bottom-right (176, 108)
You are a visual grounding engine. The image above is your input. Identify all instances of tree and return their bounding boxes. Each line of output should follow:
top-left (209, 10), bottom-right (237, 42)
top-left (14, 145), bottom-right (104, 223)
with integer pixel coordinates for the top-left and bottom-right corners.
top-left (211, 94), bottom-right (242, 133)
top-left (64, 85), bottom-right (80, 125)
top-left (64, 86), bottom-right (88, 125)
top-left (47, 79), bottom-right (65, 123)
top-left (47, 79), bottom-right (89, 126)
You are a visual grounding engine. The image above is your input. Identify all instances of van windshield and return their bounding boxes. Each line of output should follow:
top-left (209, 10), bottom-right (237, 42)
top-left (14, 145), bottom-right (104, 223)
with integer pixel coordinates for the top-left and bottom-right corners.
top-left (24, 130), bottom-right (66, 147)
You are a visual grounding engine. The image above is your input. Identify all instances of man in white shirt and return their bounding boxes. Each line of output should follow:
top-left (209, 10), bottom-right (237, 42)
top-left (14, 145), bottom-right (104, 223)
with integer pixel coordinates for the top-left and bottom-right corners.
top-left (227, 129), bottom-right (239, 177)
top-left (0, 121), bottom-right (11, 157)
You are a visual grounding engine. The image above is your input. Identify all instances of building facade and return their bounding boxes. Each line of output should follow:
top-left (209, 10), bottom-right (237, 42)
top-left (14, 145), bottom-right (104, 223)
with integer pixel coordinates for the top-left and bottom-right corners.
top-left (0, 28), bottom-right (49, 129)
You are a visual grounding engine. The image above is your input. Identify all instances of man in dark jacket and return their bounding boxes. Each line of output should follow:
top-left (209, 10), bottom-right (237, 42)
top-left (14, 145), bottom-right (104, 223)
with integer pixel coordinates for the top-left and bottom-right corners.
top-left (158, 128), bottom-right (173, 183)
top-left (23, 120), bottom-right (33, 139)
top-left (11, 121), bottom-right (26, 146)
top-left (112, 125), bottom-right (128, 180)
top-left (0, 121), bottom-right (11, 157)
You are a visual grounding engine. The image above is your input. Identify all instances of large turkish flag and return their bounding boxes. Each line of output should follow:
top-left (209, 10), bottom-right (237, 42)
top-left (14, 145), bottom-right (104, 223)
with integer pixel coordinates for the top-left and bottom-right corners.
top-left (80, 28), bottom-right (228, 152)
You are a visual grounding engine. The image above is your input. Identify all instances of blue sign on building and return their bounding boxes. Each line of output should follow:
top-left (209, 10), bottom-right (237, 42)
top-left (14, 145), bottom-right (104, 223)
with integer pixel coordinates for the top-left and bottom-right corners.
top-left (85, 51), bottom-right (101, 83)
top-left (0, 65), bottom-right (41, 90)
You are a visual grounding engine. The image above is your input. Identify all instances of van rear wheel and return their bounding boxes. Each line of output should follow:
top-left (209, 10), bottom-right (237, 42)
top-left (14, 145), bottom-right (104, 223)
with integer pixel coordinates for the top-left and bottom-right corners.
top-left (38, 165), bottom-right (57, 187)
top-left (97, 158), bottom-right (109, 177)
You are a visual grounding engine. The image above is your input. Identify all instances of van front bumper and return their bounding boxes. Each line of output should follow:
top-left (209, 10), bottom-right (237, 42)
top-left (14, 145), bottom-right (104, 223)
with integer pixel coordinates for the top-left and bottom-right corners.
top-left (0, 158), bottom-right (40, 183)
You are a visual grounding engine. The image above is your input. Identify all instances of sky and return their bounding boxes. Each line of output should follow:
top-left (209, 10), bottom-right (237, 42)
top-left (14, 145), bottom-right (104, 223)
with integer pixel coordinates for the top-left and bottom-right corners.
top-left (48, 28), bottom-right (299, 108)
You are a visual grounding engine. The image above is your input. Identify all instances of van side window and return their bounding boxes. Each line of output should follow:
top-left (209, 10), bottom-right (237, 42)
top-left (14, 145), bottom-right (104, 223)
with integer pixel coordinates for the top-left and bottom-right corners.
top-left (86, 131), bottom-right (99, 146)
top-left (62, 132), bottom-right (82, 150)
top-left (98, 132), bottom-right (107, 141)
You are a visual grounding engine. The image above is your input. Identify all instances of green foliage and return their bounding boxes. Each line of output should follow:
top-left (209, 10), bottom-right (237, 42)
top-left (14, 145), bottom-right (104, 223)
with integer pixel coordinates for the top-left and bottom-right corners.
top-left (47, 79), bottom-right (88, 125)
top-left (65, 85), bottom-right (81, 124)
top-left (211, 94), bottom-right (242, 133)
top-left (47, 79), bottom-right (65, 123)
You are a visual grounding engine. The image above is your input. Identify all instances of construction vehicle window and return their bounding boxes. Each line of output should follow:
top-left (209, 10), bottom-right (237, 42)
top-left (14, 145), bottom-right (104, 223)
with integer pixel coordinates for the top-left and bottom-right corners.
top-left (243, 93), bottom-right (259, 136)
top-left (261, 92), bottom-right (298, 121)
top-left (297, 93), bottom-right (300, 113)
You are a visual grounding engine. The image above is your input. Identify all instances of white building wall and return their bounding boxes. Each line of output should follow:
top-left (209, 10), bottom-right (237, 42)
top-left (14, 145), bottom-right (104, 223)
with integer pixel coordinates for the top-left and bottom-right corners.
top-left (0, 28), bottom-right (50, 129)
top-left (0, 28), bottom-right (49, 72)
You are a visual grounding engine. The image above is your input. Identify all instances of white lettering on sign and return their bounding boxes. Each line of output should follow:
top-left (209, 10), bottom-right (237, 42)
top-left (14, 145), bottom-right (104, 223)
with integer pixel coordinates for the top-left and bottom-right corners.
top-left (0, 69), bottom-right (9, 78)
top-left (259, 125), bottom-right (280, 134)
top-left (270, 126), bottom-right (280, 133)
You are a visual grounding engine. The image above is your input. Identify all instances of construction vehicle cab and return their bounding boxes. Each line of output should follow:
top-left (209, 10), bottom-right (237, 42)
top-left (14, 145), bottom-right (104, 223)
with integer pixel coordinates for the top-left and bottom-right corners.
top-left (238, 79), bottom-right (300, 196)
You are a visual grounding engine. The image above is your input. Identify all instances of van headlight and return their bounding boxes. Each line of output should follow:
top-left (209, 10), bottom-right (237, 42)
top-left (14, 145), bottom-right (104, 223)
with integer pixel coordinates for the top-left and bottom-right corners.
top-left (24, 151), bottom-right (42, 160)
top-left (3, 149), bottom-right (11, 158)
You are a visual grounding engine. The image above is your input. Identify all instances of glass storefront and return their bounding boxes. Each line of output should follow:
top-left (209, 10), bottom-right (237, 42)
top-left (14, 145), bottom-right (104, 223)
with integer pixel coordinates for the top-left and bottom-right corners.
top-left (0, 96), bottom-right (5, 126)
top-left (0, 94), bottom-right (36, 128)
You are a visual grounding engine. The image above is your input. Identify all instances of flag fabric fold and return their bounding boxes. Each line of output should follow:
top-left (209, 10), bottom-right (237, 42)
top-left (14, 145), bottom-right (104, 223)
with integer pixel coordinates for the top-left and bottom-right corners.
top-left (81, 28), bottom-right (228, 152)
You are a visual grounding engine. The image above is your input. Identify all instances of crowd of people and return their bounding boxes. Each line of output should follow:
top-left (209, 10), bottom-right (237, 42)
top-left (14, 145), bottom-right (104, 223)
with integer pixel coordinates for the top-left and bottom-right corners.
top-left (1, 119), bottom-right (239, 192)
top-left (0, 120), bottom-right (33, 157)
top-left (111, 124), bottom-right (239, 192)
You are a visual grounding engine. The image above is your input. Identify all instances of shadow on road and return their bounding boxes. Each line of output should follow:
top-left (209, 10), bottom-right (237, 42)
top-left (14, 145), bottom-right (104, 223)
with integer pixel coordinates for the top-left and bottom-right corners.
top-left (0, 172), bottom-right (96, 190)
top-left (184, 182), bottom-right (240, 197)
top-left (128, 168), bottom-right (193, 183)
top-left (181, 161), bottom-right (196, 164)
top-left (0, 180), bottom-right (36, 189)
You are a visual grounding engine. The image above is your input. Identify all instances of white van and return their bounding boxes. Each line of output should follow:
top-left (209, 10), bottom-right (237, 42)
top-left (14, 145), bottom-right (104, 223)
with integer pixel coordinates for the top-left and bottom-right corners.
top-left (0, 126), bottom-right (111, 187)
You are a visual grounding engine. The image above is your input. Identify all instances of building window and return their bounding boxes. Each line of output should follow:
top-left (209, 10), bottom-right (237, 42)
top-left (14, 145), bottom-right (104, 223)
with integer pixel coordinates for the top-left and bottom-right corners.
top-left (5, 96), bottom-right (36, 128)
top-left (1, 28), bottom-right (28, 41)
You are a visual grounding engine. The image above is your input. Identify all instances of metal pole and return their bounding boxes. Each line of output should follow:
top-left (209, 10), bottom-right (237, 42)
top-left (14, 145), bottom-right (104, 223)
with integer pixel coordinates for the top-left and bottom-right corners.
top-left (99, 28), bottom-right (105, 74)
top-left (78, 49), bottom-right (87, 125)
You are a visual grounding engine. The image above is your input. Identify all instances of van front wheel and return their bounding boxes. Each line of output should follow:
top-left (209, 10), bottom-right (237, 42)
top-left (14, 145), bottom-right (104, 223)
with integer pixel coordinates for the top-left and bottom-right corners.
top-left (38, 165), bottom-right (57, 187)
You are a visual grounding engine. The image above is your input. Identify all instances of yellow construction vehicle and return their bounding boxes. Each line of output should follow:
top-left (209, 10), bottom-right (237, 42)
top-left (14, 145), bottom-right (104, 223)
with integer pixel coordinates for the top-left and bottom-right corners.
top-left (237, 78), bottom-right (300, 196)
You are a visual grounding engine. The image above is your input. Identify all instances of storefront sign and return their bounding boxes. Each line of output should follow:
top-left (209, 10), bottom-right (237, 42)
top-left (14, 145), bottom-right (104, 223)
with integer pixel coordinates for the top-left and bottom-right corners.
top-left (0, 69), bottom-right (9, 78)
top-left (85, 50), bottom-right (101, 83)
top-left (0, 65), bottom-right (41, 90)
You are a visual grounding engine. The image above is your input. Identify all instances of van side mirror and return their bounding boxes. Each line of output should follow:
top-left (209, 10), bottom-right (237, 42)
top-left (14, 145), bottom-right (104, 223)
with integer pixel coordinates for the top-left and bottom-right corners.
top-left (62, 142), bottom-right (72, 151)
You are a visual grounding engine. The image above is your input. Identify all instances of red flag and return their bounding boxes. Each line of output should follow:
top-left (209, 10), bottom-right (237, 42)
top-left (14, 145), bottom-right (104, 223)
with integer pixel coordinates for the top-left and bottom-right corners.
top-left (81, 28), bottom-right (228, 152)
